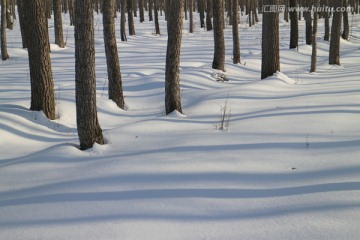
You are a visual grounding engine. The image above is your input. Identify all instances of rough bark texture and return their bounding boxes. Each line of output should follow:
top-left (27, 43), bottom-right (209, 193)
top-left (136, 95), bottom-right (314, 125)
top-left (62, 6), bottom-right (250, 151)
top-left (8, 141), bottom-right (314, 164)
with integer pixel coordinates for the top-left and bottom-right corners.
top-left (289, 0), bottom-right (298, 49)
top-left (212, 0), bottom-right (225, 71)
top-left (120, 0), bottom-right (127, 41)
top-left (304, 0), bottom-right (312, 45)
top-left (165, 0), bottom-right (184, 115)
top-left (324, 9), bottom-right (330, 41)
top-left (127, 0), bottom-right (136, 35)
top-left (103, 0), bottom-right (125, 109)
top-left (53, 0), bottom-right (65, 48)
top-left (17, 0), bottom-right (28, 48)
top-left (232, 0), bottom-right (240, 64)
top-left (311, 1), bottom-right (318, 73)
top-left (139, 0), bottom-right (145, 22)
top-left (23, 0), bottom-right (56, 119)
top-left (329, 0), bottom-right (343, 65)
top-left (342, 0), bottom-right (350, 40)
top-left (75, 0), bottom-right (104, 150)
top-left (1, 0), bottom-right (9, 60)
top-left (154, 0), bottom-right (160, 34)
top-left (206, 0), bottom-right (213, 31)
top-left (53, 0), bottom-right (65, 47)
top-left (261, 0), bottom-right (280, 79)
top-left (189, 0), bottom-right (194, 33)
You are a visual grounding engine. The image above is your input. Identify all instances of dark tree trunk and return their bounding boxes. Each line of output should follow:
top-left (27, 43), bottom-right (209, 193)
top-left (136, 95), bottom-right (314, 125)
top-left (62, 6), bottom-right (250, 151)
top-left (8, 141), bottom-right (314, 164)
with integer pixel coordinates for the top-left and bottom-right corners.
top-left (212, 0), bottom-right (225, 71)
top-left (310, 0), bottom-right (318, 72)
top-left (53, 0), bottom-right (65, 47)
top-left (120, 0), bottom-right (127, 41)
top-left (289, 0), bottom-right (298, 49)
top-left (165, 0), bottom-right (184, 115)
top-left (68, 0), bottom-right (75, 26)
top-left (139, 0), bottom-right (145, 22)
top-left (75, 0), bottom-right (104, 150)
top-left (149, 0), bottom-right (153, 21)
top-left (1, 0), bottom-right (9, 60)
top-left (329, 0), bottom-right (342, 65)
top-left (304, 0), bottom-right (312, 45)
top-left (324, 7), bottom-right (330, 41)
top-left (17, 0), bottom-right (28, 48)
top-left (103, 0), bottom-right (125, 109)
top-left (232, 0), bottom-right (240, 64)
top-left (127, 0), bottom-right (136, 35)
top-left (23, 0), bottom-right (56, 119)
top-left (198, 0), bottom-right (205, 28)
top-left (189, 0), bottom-right (194, 33)
top-left (261, 0), bottom-right (280, 79)
top-left (206, 0), bottom-right (213, 31)
top-left (342, 0), bottom-right (350, 40)
top-left (154, 0), bottom-right (160, 34)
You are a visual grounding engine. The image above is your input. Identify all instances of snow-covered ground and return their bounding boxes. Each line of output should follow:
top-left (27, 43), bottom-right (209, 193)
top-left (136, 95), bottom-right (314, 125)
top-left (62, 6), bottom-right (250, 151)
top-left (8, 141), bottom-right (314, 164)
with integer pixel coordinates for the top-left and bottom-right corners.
top-left (1, 10), bottom-right (360, 240)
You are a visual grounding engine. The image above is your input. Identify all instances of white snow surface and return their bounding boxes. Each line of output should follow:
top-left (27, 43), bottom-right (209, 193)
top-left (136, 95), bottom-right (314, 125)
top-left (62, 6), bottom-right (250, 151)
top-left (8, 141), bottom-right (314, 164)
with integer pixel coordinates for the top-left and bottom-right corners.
top-left (1, 11), bottom-right (360, 240)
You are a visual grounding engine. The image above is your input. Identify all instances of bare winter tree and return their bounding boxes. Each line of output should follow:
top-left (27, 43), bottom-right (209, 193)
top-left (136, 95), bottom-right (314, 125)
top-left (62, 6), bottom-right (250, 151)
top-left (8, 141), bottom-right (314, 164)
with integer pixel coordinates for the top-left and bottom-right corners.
top-left (103, 0), bottom-right (125, 109)
top-left (206, 0), bottom-right (213, 31)
top-left (154, 0), bottom-right (160, 34)
top-left (53, 0), bottom-right (65, 47)
top-left (23, 0), bottom-right (56, 119)
top-left (232, 0), bottom-right (240, 64)
top-left (17, 0), bottom-right (28, 48)
top-left (212, 0), bottom-right (225, 71)
top-left (329, 0), bottom-right (343, 65)
top-left (189, 0), bottom-right (194, 33)
top-left (75, 0), bottom-right (104, 150)
top-left (165, 0), bottom-right (184, 115)
top-left (120, 0), bottom-right (127, 41)
top-left (289, 0), bottom-right (298, 49)
top-left (127, 0), bottom-right (136, 35)
top-left (310, 0), bottom-right (318, 72)
top-left (1, 0), bottom-right (9, 60)
top-left (261, 0), bottom-right (280, 79)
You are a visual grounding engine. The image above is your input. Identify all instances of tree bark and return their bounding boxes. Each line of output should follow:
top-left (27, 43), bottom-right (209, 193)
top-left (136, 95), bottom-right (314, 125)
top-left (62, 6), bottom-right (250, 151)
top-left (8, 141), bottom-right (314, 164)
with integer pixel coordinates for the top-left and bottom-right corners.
top-left (232, 0), bottom-right (240, 64)
top-left (53, 0), bottom-right (65, 47)
top-left (329, 0), bottom-right (342, 65)
top-left (17, 0), bottom-right (28, 48)
top-left (1, 0), bottom-right (9, 60)
top-left (127, 0), bottom-right (136, 35)
top-left (289, 0), bottom-right (298, 49)
top-left (212, 0), bottom-right (225, 71)
top-left (165, 0), bottom-right (184, 115)
top-left (154, 0), bottom-right (160, 34)
top-left (342, 0), bottom-right (350, 40)
top-left (261, 0), bottom-right (280, 79)
top-left (103, 0), bottom-right (125, 109)
top-left (23, 0), bottom-right (56, 119)
top-left (189, 0), bottom-right (194, 33)
top-left (310, 0), bottom-right (318, 72)
top-left (120, 0), bottom-right (127, 41)
top-left (206, 0), bottom-right (213, 31)
top-left (75, 0), bottom-right (104, 150)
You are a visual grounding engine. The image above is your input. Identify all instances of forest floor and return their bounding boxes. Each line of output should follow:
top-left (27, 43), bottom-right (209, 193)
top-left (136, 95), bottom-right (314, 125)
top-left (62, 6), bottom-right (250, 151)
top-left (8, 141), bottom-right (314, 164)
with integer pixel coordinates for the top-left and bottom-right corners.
top-left (0, 11), bottom-right (360, 240)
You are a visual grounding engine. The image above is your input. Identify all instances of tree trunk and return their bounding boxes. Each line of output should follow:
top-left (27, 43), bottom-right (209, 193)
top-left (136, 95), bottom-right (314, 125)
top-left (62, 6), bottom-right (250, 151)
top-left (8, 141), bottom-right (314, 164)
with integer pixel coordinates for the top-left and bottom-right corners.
top-left (23, 0), bottom-right (56, 119)
top-left (1, 0), bottom-right (9, 60)
top-left (289, 0), bottom-right (298, 49)
top-left (198, 0), bottom-right (205, 28)
top-left (329, 0), bottom-right (342, 65)
top-left (261, 0), bottom-right (280, 79)
top-left (120, 0), bottom-right (127, 41)
top-left (212, 0), bottom-right (225, 71)
top-left (127, 0), bottom-right (136, 35)
top-left (103, 0), bottom-right (125, 109)
top-left (189, 0), bottom-right (194, 33)
top-left (310, 0), bottom-right (318, 72)
top-left (304, 0), bottom-right (312, 45)
top-left (206, 0), bottom-right (213, 31)
top-left (323, 7), bottom-right (330, 41)
top-left (232, 0), bottom-right (240, 64)
top-left (53, 0), bottom-right (65, 47)
top-left (342, 0), bottom-right (349, 40)
top-left (149, 0), bottom-right (153, 21)
top-left (17, 0), bottom-right (28, 48)
top-left (154, 0), bottom-right (160, 34)
top-left (165, 0), bottom-right (184, 115)
top-left (139, 0), bottom-right (145, 22)
top-left (75, 0), bottom-right (104, 150)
